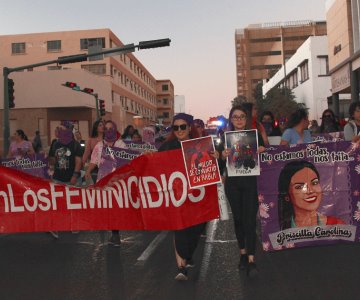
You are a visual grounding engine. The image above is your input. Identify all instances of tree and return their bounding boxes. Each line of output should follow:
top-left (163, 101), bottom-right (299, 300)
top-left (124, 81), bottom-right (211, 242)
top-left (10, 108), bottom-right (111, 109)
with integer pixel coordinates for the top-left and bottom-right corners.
top-left (231, 95), bottom-right (247, 107)
top-left (259, 87), bottom-right (306, 119)
top-left (254, 82), bottom-right (263, 112)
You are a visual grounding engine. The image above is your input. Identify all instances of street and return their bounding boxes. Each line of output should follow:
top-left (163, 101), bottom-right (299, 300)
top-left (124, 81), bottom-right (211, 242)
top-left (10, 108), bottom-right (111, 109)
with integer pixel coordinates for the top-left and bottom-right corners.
top-left (1, 208), bottom-right (359, 300)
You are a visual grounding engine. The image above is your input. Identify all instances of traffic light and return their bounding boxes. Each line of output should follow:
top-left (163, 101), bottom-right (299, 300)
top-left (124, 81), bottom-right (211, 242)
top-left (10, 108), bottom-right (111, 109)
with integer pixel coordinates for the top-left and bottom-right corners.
top-left (83, 88), bottom-right (94, 94)
top-left (64, 81), bottom-right (80, 90)
top-left (99, 99), bottom-right (106, 116)
top-left (8, 78), bottom-right (15, 109)
top-left (65, 81), bottom-right (77, 88)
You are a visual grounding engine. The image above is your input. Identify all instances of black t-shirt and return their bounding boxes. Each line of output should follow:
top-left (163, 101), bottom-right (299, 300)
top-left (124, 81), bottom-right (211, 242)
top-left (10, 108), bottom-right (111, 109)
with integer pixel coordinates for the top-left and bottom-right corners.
top-left (49, 140), bottom-right (82, 182)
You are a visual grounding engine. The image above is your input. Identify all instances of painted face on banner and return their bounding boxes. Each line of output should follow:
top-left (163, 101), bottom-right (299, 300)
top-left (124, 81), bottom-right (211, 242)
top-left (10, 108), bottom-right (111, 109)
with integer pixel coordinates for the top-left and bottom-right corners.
top-left (173, 119), bottom-right (190, 141)
top-left (231, 109), bottom-right (247, 130)
top-left (288, 167), bottom-right (322, 212)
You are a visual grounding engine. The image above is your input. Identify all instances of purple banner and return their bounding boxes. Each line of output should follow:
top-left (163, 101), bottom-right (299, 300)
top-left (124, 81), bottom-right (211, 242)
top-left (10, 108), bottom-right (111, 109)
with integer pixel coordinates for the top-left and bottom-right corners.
top-left (1, 153), bottom-right (50, 179)
top-left (258, 141), bottom-right (360, 251)
top-left (124, 141), bottom-right (157, 153)
top-left (97, 146), bottom-right (141, 181)
top-left (311, 131), bottom-right (345, 142)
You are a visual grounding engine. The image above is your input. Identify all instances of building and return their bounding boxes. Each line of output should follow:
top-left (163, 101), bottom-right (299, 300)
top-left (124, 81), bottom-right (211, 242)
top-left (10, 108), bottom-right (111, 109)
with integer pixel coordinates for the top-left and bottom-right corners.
top-left (263, 36), bottom-right (333, 122)
top-left (174, 95), bottom-right (186, 114)
top-left (235, 21), bottom-right (327, 101)
top-left (0, 29), bottom-right (173, 153)
top-left (326, 0), bottom-right (360, 116)
top-left (156, 80), bottom-right (174, 126)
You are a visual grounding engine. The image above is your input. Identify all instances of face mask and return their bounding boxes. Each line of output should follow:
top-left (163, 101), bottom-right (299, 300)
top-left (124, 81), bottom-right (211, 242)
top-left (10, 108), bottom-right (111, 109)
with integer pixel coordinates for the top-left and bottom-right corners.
top-left (58, 129), bottom-right (73, 145)
top-left (104, 128), bottom-right (117, 142)
top-left (262, 122), bottom-right (272, 134)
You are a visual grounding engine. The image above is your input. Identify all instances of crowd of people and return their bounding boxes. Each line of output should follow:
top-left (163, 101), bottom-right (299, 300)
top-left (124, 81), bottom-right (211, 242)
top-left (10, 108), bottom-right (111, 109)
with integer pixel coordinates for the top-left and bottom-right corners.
top-left (2, 101), bottom-right (360, 281)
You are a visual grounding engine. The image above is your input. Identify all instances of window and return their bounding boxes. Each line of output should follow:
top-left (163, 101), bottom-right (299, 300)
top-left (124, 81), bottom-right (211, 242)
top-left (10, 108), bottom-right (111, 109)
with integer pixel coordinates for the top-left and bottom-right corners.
top-left (162, 84), bottom-right (168, 91)
top-left (250, 51), bottom-right (281, 57)
top-left (47, 40), bottom-right (61, 52)
top-left (163, 112), bottom-right (170, 118)
top-left (81, 64), bottom-right (106, 75)
top-left (249, 37), bottom-right (281, 43)
top-left (12, 42), bottom-right (25, 54)
top-left (163, 98), bottom-right (168, 105)
top-left (300, 60), bottom-right (309, 82)
top-left (318, 56), bottom-right (329, 76)
top-left (80, 37), bottom-right (105, 50)
top-left (250, 64), bottom-right (282, 70)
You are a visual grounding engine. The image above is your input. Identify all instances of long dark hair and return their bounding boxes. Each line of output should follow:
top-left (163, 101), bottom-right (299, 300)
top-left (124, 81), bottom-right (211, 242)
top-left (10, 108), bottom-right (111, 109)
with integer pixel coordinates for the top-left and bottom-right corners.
top-left (16, 129), bottom-right (28, 141)
top-left (286, 108), bottom-right (308, 129)
top-left (228, 105), bottom-right (248, 131)
top-left (278, 160), bottom-right (320, 230)
top-left (240, 102), bottom-right (254, 130)
top-left (349, 102), bottom-right (360, 120)
top-left (319, 109), bottom-right (339, 133)
top-left (121, 125), bottom-right (134, 139)
top-left (91, 120), bottom-right (104, 138)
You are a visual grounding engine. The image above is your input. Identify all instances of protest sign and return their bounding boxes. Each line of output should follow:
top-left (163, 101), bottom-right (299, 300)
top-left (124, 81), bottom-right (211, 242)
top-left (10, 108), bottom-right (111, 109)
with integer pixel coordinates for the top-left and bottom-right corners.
top-left (97, 145), bottom-right (141, 181)
top-left (225, 129), bottom-right (260, 176)
top-left (1, 153), bottom-right (50, 179)
top-left (258, 141), bottom-right (360, 251)
top-left (0, 149), bottom-right (219, 233)
top-left (181, 136), bottom-right (221, 188)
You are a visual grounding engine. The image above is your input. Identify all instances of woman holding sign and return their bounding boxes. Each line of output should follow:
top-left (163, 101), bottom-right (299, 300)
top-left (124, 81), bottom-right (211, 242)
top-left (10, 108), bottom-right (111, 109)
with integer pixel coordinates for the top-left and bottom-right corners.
top-left (220, 105), bottom-right (265, 277)
top-left (278, 160), bottom-right (345, 230)
top-left (158, 113), bottom-right (205, 281)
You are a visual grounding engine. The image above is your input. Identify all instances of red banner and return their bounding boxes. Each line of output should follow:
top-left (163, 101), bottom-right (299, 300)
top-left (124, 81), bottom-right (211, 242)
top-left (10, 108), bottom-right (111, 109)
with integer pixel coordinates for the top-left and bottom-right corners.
top-left (0, 149), bottom-right (219, 233)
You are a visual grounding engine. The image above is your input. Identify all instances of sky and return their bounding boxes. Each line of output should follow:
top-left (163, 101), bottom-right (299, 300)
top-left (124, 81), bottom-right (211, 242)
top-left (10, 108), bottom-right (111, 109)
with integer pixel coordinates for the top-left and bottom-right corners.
top-left (0, 0), bottom-right (327, 121)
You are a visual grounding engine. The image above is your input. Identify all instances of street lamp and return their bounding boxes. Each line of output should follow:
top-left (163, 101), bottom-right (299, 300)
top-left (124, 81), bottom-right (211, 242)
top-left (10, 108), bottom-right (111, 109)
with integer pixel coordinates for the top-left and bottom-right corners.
top-left (2, 38), bottom-right (171, 154)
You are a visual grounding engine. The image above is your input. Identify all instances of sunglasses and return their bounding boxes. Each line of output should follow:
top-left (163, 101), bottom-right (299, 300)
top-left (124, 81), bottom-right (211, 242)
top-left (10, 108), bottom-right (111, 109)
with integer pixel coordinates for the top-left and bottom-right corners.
top-left (323, 115), bottom-right (333, 119)
top-left (173, 124), bottom-right (187, 131)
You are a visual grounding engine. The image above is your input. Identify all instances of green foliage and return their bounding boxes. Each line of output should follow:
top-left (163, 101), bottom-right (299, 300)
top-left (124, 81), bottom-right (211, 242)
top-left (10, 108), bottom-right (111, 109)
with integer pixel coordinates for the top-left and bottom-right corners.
top-left (231, 95), bottom-right (247, 107)
top-left (257, 87), bottom-right (307, 120)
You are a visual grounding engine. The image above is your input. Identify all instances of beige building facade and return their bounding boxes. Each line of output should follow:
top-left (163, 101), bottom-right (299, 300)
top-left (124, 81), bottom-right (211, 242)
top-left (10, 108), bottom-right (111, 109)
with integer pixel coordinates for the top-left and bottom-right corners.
top-left (156, 80), bottom-right (174, 126)
top-left (235, 21), bottom-right (327, 101)
top-left (326, 0), bottom-right (360, 116)
top-left (0, 29), bottom-right (173, 154)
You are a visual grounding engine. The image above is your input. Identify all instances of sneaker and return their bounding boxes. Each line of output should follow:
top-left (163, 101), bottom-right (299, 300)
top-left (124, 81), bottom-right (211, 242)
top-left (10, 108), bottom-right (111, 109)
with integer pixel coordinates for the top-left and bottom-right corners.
top-left (186, 258), bottom-right (195, 268)
top-left (109, 233), bottom-right (121, 247)
top-left (247, 262), bottom-right (258, 278)
top-left (49, 231), bottom-right (59, 239)
top-left (238, 254), bottom-right (248, 270)
top-left (175, 267), bottom-right (188, 281)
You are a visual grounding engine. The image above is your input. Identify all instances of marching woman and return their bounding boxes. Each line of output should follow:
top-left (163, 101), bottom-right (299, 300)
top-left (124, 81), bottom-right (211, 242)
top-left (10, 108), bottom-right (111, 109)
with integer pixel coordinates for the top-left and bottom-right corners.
top-left (84, 120), bottom-right (126, 247)
top-left (158, 113), bottom-right (216, 281)
top-left (82, 120), bottom-right (105, 183)
top-left (280, 108), bottom-right (311, 145)
top-left (219, 105), bottom-right (265, 277)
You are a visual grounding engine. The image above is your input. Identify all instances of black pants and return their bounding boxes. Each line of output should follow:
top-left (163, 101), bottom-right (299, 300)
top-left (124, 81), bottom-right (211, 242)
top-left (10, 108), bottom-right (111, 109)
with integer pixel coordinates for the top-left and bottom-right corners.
top-left (225, 177), bottom-right (259, 255)
top-left (174, 223), bottom-right (206, 260)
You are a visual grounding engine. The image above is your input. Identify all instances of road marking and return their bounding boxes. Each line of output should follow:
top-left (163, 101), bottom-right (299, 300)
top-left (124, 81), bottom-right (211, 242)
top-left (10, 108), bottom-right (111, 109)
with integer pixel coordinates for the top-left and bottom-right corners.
top-left (135, 231), bottom-right (168, 265)
top-left (206, 239), bottom-right (237, 243)
top-left (199, 219), bottom-right (219, 281)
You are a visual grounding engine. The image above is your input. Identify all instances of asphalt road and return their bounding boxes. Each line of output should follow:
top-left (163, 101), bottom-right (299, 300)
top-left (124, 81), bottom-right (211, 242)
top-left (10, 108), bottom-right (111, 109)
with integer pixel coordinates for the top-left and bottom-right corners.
top-left (0, 214), bottom-right (359, 300)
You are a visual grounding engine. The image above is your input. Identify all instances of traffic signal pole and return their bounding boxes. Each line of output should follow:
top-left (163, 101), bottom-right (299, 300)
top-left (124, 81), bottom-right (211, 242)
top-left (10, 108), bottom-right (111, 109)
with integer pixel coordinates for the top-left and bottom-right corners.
top-left (2, 38), bottom-right (171, 155)
top-left (3, 68), bottom-right (10, 155)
